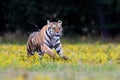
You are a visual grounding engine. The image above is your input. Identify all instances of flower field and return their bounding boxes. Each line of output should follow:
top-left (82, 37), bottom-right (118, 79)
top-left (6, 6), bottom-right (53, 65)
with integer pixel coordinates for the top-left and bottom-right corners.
top-left (0, 38), bottom-right (120, 80)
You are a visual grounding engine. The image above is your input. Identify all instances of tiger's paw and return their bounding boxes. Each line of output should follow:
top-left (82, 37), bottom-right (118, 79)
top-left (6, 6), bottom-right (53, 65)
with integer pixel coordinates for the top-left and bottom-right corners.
top-left (62, 56), bottom-right (68, 60)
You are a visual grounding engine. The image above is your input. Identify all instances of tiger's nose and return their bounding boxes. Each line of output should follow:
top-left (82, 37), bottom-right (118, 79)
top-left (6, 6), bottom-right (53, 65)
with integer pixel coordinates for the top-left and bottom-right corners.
top-left (55, 28), bottom-right (60, 33)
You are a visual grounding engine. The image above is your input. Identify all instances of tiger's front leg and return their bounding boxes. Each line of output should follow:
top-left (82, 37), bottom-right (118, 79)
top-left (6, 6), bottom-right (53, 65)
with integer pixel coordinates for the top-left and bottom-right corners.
top-left (41, 44), bottom-right (56, 59)
top-left (54, 43), bottom-right (68, 60)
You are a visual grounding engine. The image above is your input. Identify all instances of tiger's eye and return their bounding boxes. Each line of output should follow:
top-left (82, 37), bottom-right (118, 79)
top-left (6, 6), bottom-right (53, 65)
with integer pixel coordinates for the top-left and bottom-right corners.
top-left (59, 27), bottom-right (61, 30)
top-left (53, 27), bottom-right (55, 30)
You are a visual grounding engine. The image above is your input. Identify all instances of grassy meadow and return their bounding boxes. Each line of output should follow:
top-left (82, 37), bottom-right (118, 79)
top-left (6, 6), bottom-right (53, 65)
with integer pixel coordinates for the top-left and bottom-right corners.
top-left (0, 36), bottom-right (120, 80)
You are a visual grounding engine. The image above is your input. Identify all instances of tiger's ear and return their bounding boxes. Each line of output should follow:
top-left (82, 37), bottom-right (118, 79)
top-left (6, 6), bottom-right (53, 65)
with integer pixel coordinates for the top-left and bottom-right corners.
top-left (58, 20), bottom-right (62, 25)
top-left (47, 20), bottom-right (50, 25)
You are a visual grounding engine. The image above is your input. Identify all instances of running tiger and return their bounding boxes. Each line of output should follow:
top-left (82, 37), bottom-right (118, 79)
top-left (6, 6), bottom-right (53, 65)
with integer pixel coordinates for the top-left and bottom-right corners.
top-left (27, 20), bottom-right (68, 60)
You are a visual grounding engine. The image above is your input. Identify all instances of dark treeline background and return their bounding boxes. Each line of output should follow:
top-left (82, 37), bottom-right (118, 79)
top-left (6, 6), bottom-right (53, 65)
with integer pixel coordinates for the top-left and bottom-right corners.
top-left (0, 0), bottom-right (120, 38)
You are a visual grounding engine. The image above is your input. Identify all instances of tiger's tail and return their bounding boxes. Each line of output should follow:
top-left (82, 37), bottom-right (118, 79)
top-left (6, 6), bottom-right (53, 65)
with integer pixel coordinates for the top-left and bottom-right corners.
top-left (31, 23), bottom-right (40, 31)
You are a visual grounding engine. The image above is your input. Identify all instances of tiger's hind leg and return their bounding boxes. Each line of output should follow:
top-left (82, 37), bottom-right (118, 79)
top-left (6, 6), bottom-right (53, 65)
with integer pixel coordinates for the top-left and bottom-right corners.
top-left (26, 32), bottom-right (38, 57)
top-left (37, 48), bottom-right (44, 59)
top-left (27, 42), bottom-right (35, 57)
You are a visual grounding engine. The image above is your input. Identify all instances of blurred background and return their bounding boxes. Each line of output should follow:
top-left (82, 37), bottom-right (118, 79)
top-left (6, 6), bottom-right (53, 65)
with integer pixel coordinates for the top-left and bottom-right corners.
top-left (0, 0), bottom-right (120, 40)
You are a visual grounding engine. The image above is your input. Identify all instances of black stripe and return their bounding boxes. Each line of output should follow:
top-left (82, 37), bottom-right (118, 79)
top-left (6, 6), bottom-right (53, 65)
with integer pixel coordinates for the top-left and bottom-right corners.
top-left (46, 29), bottom-right (51, 40)
top-left (48, 27), bottom-right (51, 31)
top-left (55, 38), bottom-right (59, 43)
top-left (36, 45), bottom-right (41, 51)
top-left (29, 41), bottom-right (32, 51)
top-left (55, 35), bottom-right (60, 37)
top-left (45, 39), bottom-right (50, 44)
top-left (57, 49), bottom-right (60, 54)
top-left (54, 43), bottom-right (60, 49)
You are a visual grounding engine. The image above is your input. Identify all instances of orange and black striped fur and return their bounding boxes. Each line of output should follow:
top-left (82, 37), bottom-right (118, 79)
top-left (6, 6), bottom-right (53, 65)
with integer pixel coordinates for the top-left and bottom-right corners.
top-left (27, 20), bottom-right (67, 60)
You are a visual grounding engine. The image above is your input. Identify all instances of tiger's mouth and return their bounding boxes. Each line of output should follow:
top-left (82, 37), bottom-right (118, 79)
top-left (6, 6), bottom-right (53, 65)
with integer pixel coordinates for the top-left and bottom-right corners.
top-left (54, 32), bottom-right (62, 36)
top-left (53, 31), bottom-right (63, 38)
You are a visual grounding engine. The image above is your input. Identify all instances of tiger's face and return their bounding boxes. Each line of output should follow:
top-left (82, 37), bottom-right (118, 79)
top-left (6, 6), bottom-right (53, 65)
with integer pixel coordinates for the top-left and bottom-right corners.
top-left (47, 20), bottom-right (63, 36)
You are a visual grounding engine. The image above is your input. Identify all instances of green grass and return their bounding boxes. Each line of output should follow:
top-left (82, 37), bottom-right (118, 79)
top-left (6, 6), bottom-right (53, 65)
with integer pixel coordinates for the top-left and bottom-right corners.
top-left (0, 63), bottom-right (120, 80)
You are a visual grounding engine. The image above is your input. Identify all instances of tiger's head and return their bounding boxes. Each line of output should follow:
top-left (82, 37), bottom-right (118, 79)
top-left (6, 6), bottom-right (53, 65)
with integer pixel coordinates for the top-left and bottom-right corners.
top-left (47, 20), bottom-right (63, 36)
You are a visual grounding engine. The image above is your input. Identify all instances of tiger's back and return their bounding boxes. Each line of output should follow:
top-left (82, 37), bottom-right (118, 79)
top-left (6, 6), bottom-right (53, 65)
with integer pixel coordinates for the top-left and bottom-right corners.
top-left (27, 25), bottom-right (49, 56)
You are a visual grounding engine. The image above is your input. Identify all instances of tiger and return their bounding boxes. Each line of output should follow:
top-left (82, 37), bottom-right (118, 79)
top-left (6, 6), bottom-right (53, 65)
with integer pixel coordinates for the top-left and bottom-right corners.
top-left (26, 20), bottom-right (68, 60)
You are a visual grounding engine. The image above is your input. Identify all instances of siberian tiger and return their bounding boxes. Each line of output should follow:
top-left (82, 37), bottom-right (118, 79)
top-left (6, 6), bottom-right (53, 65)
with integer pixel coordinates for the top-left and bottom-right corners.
top-left (27, 20), bottom-right (68, 60)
